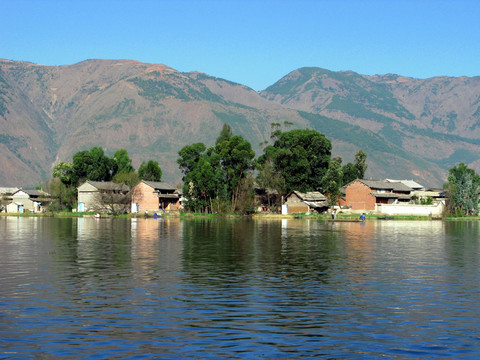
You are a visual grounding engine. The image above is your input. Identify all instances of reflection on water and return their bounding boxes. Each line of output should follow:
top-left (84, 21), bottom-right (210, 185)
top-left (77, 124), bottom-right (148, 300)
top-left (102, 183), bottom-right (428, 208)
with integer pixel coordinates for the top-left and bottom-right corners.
top-left (1, 217), bottom-right (480, 358)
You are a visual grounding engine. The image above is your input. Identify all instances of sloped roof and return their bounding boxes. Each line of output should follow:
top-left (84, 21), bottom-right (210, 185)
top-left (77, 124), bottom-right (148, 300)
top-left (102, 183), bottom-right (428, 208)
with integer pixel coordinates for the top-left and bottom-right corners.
top-left (291, 191), bottom-right (327, 201)
top-left (386, 179), bottom-right (424, 190)
top-left (13, 189), bottom-right (50, 197)
top-left (80, 181), bottom-right (129, 191)
top-left (0, 187), bottom-right (19, 195)
top-left (22, 189), bottom-right (49, 197)
top-left (357, 179), bottom-right (413, 192)
top-left (143, 180), bottom-right (176, 191)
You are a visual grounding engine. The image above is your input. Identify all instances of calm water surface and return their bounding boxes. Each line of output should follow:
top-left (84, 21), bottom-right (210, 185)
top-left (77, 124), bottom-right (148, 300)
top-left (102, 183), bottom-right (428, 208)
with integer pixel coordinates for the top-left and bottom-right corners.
top-left (1, 217), bottom-right (480, 359)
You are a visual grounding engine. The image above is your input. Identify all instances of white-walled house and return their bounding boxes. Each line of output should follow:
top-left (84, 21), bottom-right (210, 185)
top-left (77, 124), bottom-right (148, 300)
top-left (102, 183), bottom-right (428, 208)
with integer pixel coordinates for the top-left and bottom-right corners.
top-left (77, 181), bottom-right (130, 213)
top-left (6, 189), bottom-right (49, 213)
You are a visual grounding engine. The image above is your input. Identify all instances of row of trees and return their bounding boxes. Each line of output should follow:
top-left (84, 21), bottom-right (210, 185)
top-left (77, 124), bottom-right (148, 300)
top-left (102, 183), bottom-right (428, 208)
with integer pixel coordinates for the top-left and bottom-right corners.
top-left (178, 123), bottom-right (368, 213)
top-left (49, 147), bottom-right (162, 210)
top-left (44, 124), bottom-right (480, 216)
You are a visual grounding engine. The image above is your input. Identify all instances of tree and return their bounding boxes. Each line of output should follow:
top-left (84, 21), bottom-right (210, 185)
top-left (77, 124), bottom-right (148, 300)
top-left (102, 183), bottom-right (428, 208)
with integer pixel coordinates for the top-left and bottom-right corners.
top-left (215, 123), bottom-right (233, 145)
top-left (45, 177), bottom-right (77, 211)
top-left (52, 161), bottom-right (77, 186)
top-left (94, 184), bottom-right (131, 215)
top-left (138, 160), bottom-right (162, 181)
top-left (266, 129), bottom-right (332, 193)
top-left (216, 134), bottom-right (255, 209)
top-left (177, 143), bottom-right (207, 179)
top-left (113, 149), bottom-right (134, 174)
top-left (446, 163), bottom-right (480, 216)
top-left (354, 150), bottom-right (368, 179)
top-left (321, 157), bottom-right (343, 206)
top-left (177, 127), bottom-right (255, 214)
top-left (341, 162), bottom-right (358, 186)
top-left (256, 158), bottom-right (285, 207)
top-left (113, 171), bottom-right (140, 188)
top-left (72, 147), bottom-right (116, 183)
top-left (341, 150), bottom-right (368, 186)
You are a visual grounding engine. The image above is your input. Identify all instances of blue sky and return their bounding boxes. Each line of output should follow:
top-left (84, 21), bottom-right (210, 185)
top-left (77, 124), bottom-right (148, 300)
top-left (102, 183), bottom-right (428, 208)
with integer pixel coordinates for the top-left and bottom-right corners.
top-left (2, 0), bottom-right (480, 90)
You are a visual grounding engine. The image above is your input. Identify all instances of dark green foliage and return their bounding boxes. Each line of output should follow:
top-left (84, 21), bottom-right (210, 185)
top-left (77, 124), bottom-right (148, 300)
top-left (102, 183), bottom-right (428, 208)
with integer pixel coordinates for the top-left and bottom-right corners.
top-left (178, 126), bottom-right (255, 214)
top-left (113, 149), bottom-right (134, 174)
top-left (138, 160), bottom-right (162, 181)
top-left (354, 150), bottom-right (368, 179)
top-left (321, 157), bottom-right (343, 206)
top-left (216, 134), bottom-right (255, 198)
top-left (446, 163), bottom-right (480, 216)
top-left (342, 162), bottom-right (358, 186)
top-left (73, 146), bottom-right (116, 182)
top-left (177, 143), bottom-right (207, 179)
top-left (267, 129), bottom-right (331, 193)
top-left (45, 177), bottom-right (77, 211)
top-left (216, 123), bottom-right (233, 145)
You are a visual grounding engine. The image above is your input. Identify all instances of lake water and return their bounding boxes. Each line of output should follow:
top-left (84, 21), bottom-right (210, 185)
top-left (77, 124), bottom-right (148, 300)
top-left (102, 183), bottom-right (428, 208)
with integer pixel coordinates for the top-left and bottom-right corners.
top-left (1, 217), bottom-right (480, 359)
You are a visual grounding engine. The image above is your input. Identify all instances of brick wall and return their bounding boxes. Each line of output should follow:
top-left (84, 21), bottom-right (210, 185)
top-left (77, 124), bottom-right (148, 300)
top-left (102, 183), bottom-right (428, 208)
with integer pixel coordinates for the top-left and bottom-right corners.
top-left (345, 180), bottom-right (376, 210)
top-left (132, 182), bottom-right (159, 212)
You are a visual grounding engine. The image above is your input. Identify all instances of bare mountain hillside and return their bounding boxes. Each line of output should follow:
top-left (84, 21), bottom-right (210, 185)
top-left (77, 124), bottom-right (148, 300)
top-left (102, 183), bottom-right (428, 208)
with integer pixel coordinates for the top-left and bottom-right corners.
top-left (1, 60), bottom-right (477, 187)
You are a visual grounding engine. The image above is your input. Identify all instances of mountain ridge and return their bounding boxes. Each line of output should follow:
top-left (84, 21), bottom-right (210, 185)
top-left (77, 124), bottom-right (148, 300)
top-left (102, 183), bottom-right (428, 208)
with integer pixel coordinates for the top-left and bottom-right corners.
top-left (1, 59), bottom-right (478, 188)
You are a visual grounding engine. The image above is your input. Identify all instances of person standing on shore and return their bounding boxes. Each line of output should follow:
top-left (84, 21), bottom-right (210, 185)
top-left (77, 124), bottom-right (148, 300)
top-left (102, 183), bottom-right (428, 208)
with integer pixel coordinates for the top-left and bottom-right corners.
top-left (331, 209), bottom-right (336, 220)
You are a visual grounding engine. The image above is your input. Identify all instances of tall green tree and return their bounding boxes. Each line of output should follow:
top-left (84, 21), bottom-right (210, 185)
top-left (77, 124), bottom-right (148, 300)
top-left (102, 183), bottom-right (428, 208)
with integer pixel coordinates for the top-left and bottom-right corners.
top-left (138, 160), bottom-right (162, 181)
top-left (265, 129), bottom-right (332, 193)
top-left (178, 126), bottom-right (255, 213)
top-left (354, 149), bottom-right (368, 179)
top-left (72, 146), bottom-right (116, 183)
top-left (52, 161), bottom-right (77, 187)
top-left (215, 123), bottom-right (233, 145)
top-left (216, 134), bottom-right (255, 209)
top-left (113, 149), bottom-right (134, 174)
top-left (177, 143), bottom-right (207, 179)
top-left (256, 158), bottom-right (285, 207)
top-left (341, 150), bottom-right (368, 186)
top-left (446, 163), bottom-right (480, 216)
top-left (321, 157), bottom-right (343, 206)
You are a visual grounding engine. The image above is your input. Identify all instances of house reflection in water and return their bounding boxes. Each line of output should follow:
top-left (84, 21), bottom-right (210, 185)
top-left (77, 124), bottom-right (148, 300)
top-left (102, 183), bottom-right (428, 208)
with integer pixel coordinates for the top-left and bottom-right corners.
top-left (130, 218), bottom-right (184, 282)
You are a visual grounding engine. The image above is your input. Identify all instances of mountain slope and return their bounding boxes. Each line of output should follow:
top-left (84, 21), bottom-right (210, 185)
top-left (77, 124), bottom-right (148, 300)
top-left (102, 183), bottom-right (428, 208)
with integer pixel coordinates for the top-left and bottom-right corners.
top-left (260, 67), bottom-right (480, 181)
top-left (0, 60), bottom-right (474, 188)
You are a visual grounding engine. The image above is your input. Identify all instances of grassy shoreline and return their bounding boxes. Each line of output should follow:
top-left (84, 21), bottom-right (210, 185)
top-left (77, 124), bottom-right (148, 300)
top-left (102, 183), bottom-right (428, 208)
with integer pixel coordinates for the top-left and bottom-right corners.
top-left (1, 211), bottom-right (479, 221)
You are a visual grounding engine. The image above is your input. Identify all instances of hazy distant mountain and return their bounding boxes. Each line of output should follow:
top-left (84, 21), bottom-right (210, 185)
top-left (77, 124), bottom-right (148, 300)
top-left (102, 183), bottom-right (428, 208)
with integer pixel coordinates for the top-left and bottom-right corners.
top-left (1, 60), bottom-right (478, 188)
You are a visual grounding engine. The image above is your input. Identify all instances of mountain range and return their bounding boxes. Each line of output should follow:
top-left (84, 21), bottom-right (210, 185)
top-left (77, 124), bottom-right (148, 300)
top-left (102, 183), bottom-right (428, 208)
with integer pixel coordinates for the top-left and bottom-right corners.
top-left (1, 59), bottom-right (479, 188)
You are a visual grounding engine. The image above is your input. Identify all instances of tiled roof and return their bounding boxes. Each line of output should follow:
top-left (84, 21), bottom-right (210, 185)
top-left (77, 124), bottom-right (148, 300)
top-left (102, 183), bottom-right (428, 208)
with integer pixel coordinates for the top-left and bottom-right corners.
top-left (386, 179), bottom-right (424, 189)
top-left (81, 181), bottom-right (129, 191)
top-left (358, 179), bottom-right (412, 192)
top-left (292, 191), bottom-right (327, 201)
top-left (143, 180), bottom-right (176, 191)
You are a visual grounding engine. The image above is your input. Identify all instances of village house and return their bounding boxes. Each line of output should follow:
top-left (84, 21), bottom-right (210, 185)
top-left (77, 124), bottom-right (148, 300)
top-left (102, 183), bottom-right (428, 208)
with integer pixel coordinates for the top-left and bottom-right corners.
top-left (77, 181), bottom-right (130, 213)
top-left (131, 180), bottom-right (180, 214)
top-left (340, 179), bottom-right (413, 211)
top-left (0, 187), bottom-right (19, 212)
top-left (339, 179), bottom-right (446, 216)
top-left (6, 189), bottom-right (50, 213)
top-left (284, 191), bottom-right (328, 214)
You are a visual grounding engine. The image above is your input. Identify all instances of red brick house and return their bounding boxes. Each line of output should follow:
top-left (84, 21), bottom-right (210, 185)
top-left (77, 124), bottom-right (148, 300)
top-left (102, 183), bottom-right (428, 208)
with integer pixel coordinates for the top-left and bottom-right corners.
top-left (131, 181), bottom-right (180, 213)
top-left (340, 179), bottom-right (413, 211)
